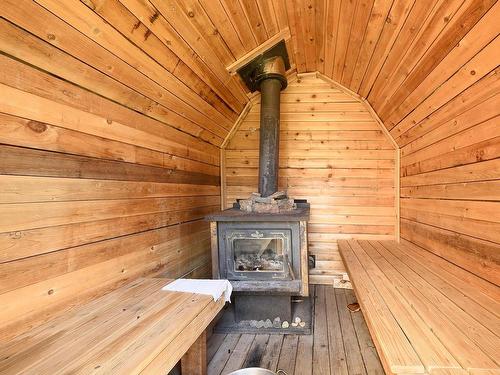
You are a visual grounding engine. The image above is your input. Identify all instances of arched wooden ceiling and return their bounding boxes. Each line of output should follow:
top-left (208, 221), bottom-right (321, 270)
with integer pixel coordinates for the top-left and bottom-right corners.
top-left (181, 0), bottom-right (497, 148)
top-left (98, 0), bottom-right (495, 147)
top-left (10, 0), bottom-right (497, 149)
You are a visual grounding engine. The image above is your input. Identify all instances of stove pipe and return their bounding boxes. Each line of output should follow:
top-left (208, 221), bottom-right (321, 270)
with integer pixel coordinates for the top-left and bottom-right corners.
top-left (255, 57), bottom-right (287, 197)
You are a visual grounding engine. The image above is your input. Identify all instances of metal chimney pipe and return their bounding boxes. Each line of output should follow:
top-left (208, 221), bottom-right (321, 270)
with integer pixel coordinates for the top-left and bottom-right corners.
top-left (256, 57), bottom-right (287, 197)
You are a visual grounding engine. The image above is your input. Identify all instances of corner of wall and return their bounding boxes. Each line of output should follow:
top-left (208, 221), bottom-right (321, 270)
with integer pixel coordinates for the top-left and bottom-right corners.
top-left (220, 101), bottom-right (252, 209)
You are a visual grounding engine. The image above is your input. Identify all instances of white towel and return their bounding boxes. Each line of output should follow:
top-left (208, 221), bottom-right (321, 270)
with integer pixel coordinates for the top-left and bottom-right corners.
top-left (162, 279), bottom-right (233, 302)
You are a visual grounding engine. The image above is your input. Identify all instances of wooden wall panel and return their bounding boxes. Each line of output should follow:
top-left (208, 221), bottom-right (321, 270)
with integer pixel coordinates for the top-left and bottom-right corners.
top-left (0, 0), bottom-right (236, 340)
top-left (387, 3), bottom-right (499, 285)
top-left (399, 82), bottom-right (500, 285)
top-left (283, 0), bottom-right (499, 284)
top-left (2, 0), bottom-right (498, 339)
top-left (223, 74), bottom-right (397, 284)
top-left (0, 130), bottom-right (219, 341)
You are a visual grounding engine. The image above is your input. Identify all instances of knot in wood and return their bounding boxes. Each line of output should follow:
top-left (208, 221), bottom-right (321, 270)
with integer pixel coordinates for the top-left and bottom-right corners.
top-left (10, 231), bottom-right (22, 239)
top-left (149, 12), bottom-right (159, 23)
top-left (27, 120), bottom-right (47, 133)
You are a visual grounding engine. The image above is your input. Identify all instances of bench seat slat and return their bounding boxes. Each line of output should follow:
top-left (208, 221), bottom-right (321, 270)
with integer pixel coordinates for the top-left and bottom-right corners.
top-left (88, 293), bottom-right (214, 374)
top-left (0, 278), bottom-right (224, 375)
top-left (387, 241), bottom-right (500, 334)
top-left (349, 240), bottom-right (461, 371)
top-left (468, 370), bottom-right (500, 375)
top-left (399, 239), bottom-right (500, 316)
top-left (0, 278), bottom-right (164, 365)
top-left (141, 297), bottom-right (225, 374)
top-left (430, 369), bottom-right (469, 375)
top-left (0, 279), bottom-right (166, 374)
top-left (338, 240), bottom-right (425, 374)
top-left (339, 240), bottom-right (500, 375)
top-left (362, 241), bottom-right (497, 369)
top-left (48, 293), bottom-right (194, 374)
top-left (381, 241), bottom-right (500, 348)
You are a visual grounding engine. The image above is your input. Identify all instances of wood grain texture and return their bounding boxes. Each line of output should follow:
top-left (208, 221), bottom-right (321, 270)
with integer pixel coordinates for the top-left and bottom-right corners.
top-left (0, 278), bottom-right (224, 375)
top-left (208, 286), bottom-right (384, 375)
top-left (339, 239), bottom-right (500, 374)
top-left (2, 0), bottom-right (499, 351)
top-left (222, 74), bottom-right (397, 282)
top-left (182, 330), bottom-right (208, 375)
top-left (0, 0), bottom-right (228, 340)
top-left (282, 0), bottom-right (500, 284)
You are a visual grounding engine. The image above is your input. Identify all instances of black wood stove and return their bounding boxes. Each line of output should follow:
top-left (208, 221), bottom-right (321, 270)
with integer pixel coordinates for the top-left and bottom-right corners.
top-left (206, 49), bottom-right (312, 334)
top-left (207, 201), bottom-right (309, 295)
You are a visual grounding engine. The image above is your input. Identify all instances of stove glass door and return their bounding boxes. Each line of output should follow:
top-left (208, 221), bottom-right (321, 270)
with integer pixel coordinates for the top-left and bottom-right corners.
top-left (225, 229), bottom-right (292, 280)
top-left (233, 237), bottom-right (285, 272)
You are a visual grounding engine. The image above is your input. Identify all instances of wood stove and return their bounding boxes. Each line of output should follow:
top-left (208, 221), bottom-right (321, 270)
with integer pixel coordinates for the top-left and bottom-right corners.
top-left (206, 201), bottom-right (311, 333)
top-left (206, 52), bottom-right (312, 333)
top-left (207, 201), bottom-right (310, 296)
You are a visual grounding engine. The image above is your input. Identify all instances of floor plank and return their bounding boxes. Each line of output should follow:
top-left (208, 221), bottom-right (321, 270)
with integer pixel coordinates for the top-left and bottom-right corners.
top-left (243, 334), bottom-right (269, 368)
top-left (208, 333), bottom-right (227, 363)
top-left (294, 334), bottom-right (313, 375)
top-left (259, 334), bottom-right (283, 371)
top-left (277, 334), bottom-right (299, 374)
top-left (325, 286), bottom-right (349, 375)
top-left (221, 334), bottom-right (255, 374)
top-left (313, 286), bottom-right (331, 375)
top-left (345, 289), bottom-right (385, 374)
top-left (208, 333), bottom-right (240, 375)
top-left (336, 288), bottom-right (367, 375)
top-left (208, 286), bottom-right (382, 375)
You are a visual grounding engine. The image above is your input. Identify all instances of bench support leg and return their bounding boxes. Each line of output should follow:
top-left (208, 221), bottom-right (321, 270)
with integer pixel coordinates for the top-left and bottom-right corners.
top-left (181, 330), bottom-right (207, 375)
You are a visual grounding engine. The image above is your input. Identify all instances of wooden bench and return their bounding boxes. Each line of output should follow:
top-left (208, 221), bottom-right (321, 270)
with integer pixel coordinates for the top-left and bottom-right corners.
top-left (339, 239), bottom-right (500, 375)
top-left (0, 277), bottom-right (225, 374)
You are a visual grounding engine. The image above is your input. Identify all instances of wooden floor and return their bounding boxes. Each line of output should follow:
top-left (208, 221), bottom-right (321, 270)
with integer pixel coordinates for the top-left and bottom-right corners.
top-left (207, 286), bottom-right (383, 375)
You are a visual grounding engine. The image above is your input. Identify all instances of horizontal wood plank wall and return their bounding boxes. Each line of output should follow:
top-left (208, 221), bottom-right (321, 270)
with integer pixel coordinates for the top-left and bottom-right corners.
top-left (223, 74), bottom-right (397, 284)
top-left (2, 0), bottom-right (498, 339)
top-left (284, 0), bottom-right (499, 284)
top-left (397, 59), bottom-right (500, 283)
top-left (0, 0), bottom-right (254, 340)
